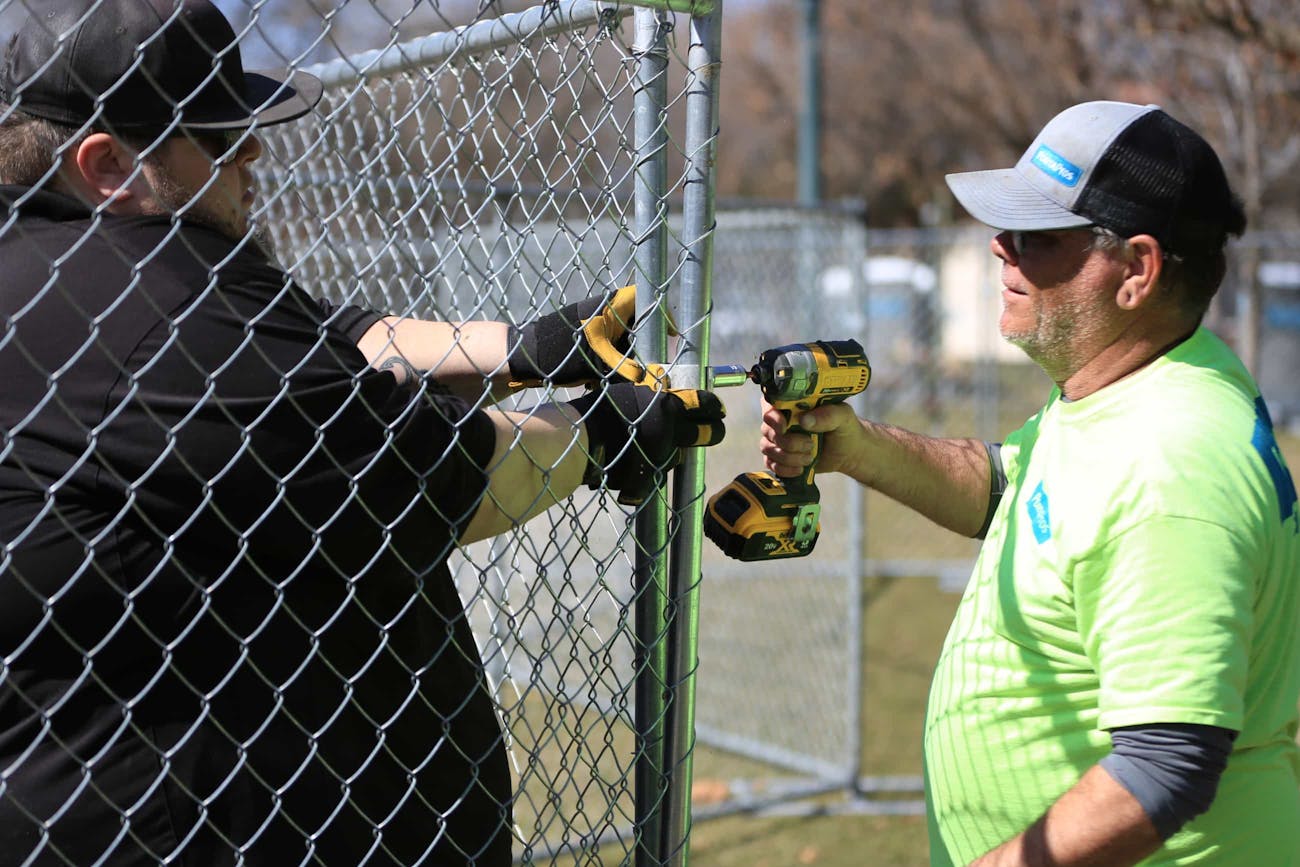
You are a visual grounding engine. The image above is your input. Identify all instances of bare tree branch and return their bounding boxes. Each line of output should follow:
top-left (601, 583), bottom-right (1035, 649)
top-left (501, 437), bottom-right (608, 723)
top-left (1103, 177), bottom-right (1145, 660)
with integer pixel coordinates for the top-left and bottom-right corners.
top-left (1145, 0), bottom-right (1300, 63)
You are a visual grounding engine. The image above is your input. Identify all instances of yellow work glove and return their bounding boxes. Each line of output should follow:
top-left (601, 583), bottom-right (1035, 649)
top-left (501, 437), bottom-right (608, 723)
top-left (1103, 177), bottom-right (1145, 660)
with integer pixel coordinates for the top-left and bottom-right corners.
top-left (566, 382), bottom-right (726, 505)
top-left (508, 285), bottom-right (670, 389)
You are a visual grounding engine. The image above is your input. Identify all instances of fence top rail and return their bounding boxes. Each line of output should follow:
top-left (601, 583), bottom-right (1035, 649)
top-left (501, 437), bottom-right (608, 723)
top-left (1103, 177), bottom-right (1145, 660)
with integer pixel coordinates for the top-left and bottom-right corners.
top-left (303, 0), bottom-right (632, 88)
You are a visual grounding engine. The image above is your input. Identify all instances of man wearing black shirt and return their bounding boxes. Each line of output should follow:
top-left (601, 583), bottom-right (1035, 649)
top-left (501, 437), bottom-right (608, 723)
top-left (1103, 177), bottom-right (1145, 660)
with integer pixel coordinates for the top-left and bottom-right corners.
top-left (0, 2), bottom-right (725, 864)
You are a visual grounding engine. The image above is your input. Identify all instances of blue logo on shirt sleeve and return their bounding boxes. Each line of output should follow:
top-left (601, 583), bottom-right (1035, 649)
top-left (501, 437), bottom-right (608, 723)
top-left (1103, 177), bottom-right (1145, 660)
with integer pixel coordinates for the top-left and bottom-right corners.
top-left (1031, 145), bottom-right (1083, 188)
top-left (1027, 481), bottom-right (1052, 543)
top-left (1252, 397), bottom-right (1298, 531)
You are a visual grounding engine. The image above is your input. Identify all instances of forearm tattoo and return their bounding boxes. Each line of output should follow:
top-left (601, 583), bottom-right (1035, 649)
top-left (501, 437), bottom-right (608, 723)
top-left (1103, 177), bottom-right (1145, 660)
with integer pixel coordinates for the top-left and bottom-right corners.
top-left (376, 354), bottom-right (419, 386)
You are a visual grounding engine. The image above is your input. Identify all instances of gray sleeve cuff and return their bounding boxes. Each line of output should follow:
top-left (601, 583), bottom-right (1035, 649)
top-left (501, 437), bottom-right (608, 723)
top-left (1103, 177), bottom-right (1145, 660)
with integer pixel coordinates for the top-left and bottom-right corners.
top-left (1099, 723), bottom-right (1237, 840)
top-left (973, 442), bottom-right (1006, 539)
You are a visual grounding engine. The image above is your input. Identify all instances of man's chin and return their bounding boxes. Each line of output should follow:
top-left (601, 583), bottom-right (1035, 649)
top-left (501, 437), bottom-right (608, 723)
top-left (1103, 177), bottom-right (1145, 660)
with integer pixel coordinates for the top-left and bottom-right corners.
top-left (150, 192), bottom-right (274, 257)
top-left (1000, 323), bottom-right (1033, 350)
top-left (1001, 328), bottom-right (1044, 360)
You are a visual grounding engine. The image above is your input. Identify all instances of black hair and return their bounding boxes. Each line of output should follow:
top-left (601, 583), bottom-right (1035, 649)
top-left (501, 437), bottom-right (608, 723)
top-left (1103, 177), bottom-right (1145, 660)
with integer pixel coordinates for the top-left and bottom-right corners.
top-left (1160, 189), bottom-right (1246, 318)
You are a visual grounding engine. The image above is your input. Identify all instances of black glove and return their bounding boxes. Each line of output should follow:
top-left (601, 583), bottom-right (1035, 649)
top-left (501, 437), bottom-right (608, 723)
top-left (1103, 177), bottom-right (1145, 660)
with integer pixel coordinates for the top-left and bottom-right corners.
top-left (508, 285), bottom-right (658, 388)
top-left (567, 383), bottom-right (727, 505)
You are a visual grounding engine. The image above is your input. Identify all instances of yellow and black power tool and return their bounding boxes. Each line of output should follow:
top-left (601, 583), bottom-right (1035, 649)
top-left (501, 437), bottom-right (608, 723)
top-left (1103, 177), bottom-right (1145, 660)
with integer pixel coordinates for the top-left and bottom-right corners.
top-left (704, 339), bottom-right (871, 561)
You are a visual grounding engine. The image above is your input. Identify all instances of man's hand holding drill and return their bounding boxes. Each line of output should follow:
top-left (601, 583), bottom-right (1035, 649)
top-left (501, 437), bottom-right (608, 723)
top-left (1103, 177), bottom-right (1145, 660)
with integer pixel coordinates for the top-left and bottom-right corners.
top-left (760, 402), bottom-right (864, 482)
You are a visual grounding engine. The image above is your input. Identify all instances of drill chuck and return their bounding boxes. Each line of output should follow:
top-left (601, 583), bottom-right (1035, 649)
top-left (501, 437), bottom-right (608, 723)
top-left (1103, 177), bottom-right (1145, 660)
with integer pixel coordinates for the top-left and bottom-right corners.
top-left (764, 351), bottom-right (819, 403)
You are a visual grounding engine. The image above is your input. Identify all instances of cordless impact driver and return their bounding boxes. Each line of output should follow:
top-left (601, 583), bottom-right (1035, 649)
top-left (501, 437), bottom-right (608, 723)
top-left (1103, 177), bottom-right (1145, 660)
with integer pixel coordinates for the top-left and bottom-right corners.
top-left (704, 339), bottom-right (871, 561)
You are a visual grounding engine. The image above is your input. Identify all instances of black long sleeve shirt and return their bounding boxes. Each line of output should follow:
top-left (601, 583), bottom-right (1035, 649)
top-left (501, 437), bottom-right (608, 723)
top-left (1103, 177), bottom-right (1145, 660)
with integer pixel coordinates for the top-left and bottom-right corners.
top-left (0, 188), bottom-right (508, 866)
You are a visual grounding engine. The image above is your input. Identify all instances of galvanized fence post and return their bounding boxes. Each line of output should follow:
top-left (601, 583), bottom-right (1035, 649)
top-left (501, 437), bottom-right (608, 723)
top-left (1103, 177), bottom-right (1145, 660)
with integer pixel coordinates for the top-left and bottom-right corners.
top-left (844, 214), bottom-right (870, 796)
top-left (632, 8), bottom-right (674, 864)
top-left (663, 2), bottom-right (724, 863)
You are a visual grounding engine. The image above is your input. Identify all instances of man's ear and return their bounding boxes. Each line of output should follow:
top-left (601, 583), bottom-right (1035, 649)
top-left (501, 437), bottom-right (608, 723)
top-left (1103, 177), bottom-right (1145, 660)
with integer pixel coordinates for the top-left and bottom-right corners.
top-left (1116, 234), bottom-right (1164, 311)
top-left (71, 133), bottom-right (144, 210)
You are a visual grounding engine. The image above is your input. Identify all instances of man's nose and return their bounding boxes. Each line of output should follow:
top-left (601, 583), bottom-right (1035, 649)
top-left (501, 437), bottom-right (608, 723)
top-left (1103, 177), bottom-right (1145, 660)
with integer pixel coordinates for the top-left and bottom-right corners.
top-left (992, 230), bottom-right (1017, 263)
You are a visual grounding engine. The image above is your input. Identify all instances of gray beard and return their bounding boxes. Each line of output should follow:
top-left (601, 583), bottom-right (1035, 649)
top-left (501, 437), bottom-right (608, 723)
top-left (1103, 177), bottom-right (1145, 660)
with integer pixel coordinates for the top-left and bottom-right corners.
top-left (1002, 295), bottom-right (1108, 382)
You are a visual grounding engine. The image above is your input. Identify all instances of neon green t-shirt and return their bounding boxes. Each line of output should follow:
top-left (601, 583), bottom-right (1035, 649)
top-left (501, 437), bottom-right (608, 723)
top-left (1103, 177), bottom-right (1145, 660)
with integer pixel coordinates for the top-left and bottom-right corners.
top-left (924, 327), bottom-right (1300, 866)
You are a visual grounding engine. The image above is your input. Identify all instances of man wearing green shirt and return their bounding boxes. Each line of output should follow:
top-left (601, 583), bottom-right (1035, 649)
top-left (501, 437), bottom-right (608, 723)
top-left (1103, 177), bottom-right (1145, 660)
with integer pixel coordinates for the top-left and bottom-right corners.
top-left (762, 101), bottom-right (1300, 865)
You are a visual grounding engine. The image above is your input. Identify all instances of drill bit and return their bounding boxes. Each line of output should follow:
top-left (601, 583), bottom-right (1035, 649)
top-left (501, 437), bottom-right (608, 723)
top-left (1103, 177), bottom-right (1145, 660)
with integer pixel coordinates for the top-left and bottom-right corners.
top-left (708, 364), bottom-right (753, 388)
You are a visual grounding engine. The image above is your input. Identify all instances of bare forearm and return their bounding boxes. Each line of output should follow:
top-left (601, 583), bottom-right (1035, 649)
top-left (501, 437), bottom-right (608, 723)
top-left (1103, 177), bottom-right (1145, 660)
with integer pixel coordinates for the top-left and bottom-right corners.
top-left (358, 317), bottom-right (517, 402)
top-left (971, 766), bottom-right (1162, 867)
top-left (847, 420), bottom-right (990, 537)
top-left (459, 404), bottom-right (588, 545)
top-left (764, 404), bottom-right (991, 537)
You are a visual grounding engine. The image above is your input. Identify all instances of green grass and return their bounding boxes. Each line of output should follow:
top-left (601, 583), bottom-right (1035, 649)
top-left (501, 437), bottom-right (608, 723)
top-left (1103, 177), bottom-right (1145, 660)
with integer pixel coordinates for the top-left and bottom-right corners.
top-left (690, 813), bottom-right (933, 867)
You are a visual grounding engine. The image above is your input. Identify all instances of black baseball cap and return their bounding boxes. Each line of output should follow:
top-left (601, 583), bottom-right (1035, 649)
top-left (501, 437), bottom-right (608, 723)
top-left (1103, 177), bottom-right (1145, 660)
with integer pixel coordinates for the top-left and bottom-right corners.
top-left (1, 0), bottom-right (322, 130)
top-left (946, 101), bottom-right (1242, 256)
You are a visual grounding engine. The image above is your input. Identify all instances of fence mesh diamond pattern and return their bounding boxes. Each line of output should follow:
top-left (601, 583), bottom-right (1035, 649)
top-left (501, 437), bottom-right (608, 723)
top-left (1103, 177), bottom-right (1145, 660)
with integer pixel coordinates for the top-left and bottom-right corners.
top-left (0, 1), bottom-right (736, 864)
top-left (258, 5), bottom-right (673, 861)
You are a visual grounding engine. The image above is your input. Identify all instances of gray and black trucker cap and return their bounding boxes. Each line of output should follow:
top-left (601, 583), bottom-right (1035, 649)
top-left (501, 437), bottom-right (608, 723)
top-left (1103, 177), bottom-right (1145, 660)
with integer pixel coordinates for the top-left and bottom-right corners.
top-left (1, 0), bottom-right (322, 130)
top-left (945, 100), bottom-right (1238, 256)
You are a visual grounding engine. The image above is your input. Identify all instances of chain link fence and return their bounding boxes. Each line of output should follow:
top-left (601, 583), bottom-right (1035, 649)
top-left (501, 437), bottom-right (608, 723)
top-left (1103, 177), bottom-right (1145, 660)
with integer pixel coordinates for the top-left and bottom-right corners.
top-left (258, 8), bottom-right (885, 859)
top-left (258, 4), bottom-right (721, 861)
top-left (0, 0), bottom-right (731, 864)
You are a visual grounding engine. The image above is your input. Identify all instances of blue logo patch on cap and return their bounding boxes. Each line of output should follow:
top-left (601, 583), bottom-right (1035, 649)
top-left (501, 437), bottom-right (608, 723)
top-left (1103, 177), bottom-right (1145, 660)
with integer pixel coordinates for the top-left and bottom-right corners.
top-left (1031, 145), bottom-right (1083, 188)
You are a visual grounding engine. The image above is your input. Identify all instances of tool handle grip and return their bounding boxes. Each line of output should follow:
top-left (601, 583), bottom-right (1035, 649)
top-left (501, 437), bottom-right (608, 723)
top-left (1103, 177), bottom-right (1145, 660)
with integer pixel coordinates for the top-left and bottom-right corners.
top-left (783, 415), bottom-right (819, 497)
